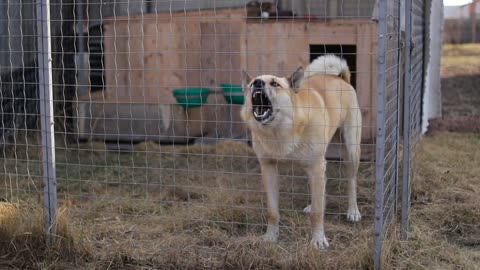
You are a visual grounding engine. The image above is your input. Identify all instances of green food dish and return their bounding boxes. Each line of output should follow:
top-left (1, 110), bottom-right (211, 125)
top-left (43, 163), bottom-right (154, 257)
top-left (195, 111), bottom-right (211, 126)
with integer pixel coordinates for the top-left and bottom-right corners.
top-left (221, 84), bottom-right (244, 104)
top-left (172, 88), bottom-right (211, 108)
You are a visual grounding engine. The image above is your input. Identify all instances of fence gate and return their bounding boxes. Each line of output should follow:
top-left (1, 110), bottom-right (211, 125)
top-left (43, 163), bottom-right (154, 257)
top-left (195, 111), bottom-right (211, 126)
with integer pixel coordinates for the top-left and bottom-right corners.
top-left (0, 0), bottom-right (426, 268)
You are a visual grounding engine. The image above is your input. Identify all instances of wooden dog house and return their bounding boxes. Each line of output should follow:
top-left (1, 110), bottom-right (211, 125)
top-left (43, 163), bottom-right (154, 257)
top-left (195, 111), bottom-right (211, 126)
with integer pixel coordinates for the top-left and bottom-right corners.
top-left (76, 8), bottom-right (378, 156)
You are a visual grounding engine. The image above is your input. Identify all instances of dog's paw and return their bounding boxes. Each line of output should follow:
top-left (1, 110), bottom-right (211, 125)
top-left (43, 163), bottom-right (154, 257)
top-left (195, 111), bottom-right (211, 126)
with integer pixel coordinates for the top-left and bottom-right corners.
top-left (262, 232), bottom-right (278, 243)
top-left (311, 231), bottom-right (329, 249)
top-left (347, 206), bottom-right (361, 222)
top-left (262, 226), bottom-right (279, 243)
top-left (303, 204), bottom-right (311, 214)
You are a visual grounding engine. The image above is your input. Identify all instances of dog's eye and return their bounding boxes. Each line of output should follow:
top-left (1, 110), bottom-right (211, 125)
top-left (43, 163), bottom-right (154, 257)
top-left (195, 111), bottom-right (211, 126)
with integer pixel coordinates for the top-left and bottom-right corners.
top-left (270, 81), bottom-right (280, 87)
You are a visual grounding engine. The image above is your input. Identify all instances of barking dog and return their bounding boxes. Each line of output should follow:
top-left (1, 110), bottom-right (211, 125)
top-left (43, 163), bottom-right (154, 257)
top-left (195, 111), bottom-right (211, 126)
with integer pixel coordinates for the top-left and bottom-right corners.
top-left (241, 55), bottom-right (362, 249)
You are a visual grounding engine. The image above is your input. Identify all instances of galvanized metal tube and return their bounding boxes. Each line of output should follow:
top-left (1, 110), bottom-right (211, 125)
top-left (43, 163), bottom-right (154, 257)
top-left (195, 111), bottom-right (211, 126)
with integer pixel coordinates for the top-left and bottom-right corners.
top-left (374, 0), bottom-right (388, 268)
top-left (36, 0), bottom-right (57, 245)
top-left (401, 0), bottom-right (413, 241)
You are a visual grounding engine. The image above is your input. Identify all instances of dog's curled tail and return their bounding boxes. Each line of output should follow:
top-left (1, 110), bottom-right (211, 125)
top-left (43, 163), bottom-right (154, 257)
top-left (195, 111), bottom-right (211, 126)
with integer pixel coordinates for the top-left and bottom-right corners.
top-left (304, 54), bottom-right (351, 84)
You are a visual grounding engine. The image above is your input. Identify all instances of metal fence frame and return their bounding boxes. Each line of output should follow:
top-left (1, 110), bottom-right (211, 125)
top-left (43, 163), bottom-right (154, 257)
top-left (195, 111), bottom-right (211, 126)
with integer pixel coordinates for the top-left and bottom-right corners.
top-left (373, 0), bottom-right (390, 266)
top-left (401, 0), bottom-right (414, 240)
top-left (4, 0), bottom-right (427, 268)
top-left (374, 0), bottom-right (408, 267)
top-left (36, 0), bottom-right (57, 240)
top-left (401, 0), bottom-right (427, 241)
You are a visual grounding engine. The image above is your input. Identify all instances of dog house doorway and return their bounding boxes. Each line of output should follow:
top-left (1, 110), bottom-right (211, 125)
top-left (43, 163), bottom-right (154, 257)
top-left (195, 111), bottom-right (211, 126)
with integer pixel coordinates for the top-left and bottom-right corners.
top-left (310, 45), bottom-right (357, 88)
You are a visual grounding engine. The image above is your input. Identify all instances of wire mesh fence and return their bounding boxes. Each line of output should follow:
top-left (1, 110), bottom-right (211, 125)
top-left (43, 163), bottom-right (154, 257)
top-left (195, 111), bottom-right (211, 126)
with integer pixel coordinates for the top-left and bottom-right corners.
top-left (401, 0), bottom-right (426, 240)
top-left (1, 0), bottom-right (426, 268)
top-left (373, 0), bottom-right (402, 266)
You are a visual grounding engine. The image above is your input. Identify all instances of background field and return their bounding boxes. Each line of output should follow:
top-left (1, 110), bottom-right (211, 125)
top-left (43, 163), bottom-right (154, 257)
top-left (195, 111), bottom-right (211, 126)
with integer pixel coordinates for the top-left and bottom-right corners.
top-left (1, 44), bottom-right (480, 269)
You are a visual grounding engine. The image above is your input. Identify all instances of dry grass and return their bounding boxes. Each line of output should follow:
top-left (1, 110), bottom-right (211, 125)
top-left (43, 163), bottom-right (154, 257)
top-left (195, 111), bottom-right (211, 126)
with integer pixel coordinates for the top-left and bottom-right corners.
top-left (0, 202), bottom-right (88, 269)
top-left (3, 133), bottom-right (479, 269)
top-left (71, 140), bottom-right (376, 269)
top-left (1, 138), bottom-right (377, 269)
top-left (379, 44), bottom-right (480, 269)
top-left (2, 44), bottom-right (480, 269)
top-left (442, 43), bottom-right (480, 70)
top-left (384, 133), bottom-right (480, 269)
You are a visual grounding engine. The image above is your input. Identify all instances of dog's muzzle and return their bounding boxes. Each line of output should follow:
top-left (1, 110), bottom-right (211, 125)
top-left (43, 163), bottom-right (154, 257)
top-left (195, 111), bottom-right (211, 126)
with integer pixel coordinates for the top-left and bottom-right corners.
top-left (251, 86), bottom-right (273, 123)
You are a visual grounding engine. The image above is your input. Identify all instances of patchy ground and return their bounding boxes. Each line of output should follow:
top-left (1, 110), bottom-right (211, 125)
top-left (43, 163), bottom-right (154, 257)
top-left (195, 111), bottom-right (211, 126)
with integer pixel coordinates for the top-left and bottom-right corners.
top-left (441, 44), bottom-right (480, 117)
top-left (427, 44), bottom-right (480, 134)
top-left (1, 138), bottom-right (377, 269)
top-left (2, 132), bottom-right (479, 269)
top-left (387, 44), bottom-right (480, 269)
top-left (387, 132), bottom-right (480, 269)
top-left (1, 44), bottom-right (480, 269)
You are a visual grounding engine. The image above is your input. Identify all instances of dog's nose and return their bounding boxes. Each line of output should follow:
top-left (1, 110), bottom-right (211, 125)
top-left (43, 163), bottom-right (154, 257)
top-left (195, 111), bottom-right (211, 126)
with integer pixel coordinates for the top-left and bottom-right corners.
top-left (252, 79), bottom-right (265, 89)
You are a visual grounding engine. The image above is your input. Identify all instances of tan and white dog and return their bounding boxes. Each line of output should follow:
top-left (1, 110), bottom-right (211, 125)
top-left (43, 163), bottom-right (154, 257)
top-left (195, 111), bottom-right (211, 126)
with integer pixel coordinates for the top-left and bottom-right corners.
top-left (241, 55), bottom-right (362, 249)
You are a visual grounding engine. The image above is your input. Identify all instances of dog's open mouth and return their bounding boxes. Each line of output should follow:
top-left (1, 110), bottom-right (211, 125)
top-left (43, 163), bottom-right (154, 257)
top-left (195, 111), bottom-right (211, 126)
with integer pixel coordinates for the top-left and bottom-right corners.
top-left (251, 89), bottom-right (273, 123)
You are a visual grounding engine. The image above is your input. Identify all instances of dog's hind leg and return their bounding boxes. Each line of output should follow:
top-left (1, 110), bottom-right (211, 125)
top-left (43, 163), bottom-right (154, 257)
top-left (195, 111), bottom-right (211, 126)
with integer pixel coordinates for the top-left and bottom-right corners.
top-left (260, 159), bottom-right (280, 242)
top-left (341, 108), bottom-right (362, 222)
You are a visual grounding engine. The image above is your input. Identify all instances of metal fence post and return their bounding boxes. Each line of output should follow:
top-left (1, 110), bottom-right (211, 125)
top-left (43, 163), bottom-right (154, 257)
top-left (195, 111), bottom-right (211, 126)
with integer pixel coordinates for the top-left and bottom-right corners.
top-left (401, 0), bottom-right (413, 241)
top-left (393, 0), bottom-right (403, 223)
top-left (36, 0), bottom-right (57, 244)
top-left (374, 0), bottom-right (388, 268)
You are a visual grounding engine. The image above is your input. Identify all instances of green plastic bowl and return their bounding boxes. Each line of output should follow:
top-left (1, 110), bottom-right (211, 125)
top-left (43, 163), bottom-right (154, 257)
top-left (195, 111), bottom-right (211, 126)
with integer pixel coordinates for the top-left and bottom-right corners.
top-left (221, 84), bottom-right (244, 104)
top-left (172, 88), bottom-right (211, 108)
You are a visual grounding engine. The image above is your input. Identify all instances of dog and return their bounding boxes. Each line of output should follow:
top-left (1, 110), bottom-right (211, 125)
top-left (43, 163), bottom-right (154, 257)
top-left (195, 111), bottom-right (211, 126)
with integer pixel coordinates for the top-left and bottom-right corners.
top-left (240, 55), bottom-right (362, 249)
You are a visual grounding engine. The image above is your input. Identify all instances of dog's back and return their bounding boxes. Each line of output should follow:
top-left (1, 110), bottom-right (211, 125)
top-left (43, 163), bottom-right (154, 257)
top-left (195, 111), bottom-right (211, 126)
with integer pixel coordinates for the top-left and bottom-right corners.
top-left (296, 55), bottom-right (360, 141)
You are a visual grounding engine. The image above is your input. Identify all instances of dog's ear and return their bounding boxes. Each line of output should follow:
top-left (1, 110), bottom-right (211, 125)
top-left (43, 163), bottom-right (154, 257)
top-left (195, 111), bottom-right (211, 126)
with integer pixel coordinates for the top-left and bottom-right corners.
top-left (242, 70), bottom-right (253, 90)
top-left (289, 67), bottom-right (304, 92)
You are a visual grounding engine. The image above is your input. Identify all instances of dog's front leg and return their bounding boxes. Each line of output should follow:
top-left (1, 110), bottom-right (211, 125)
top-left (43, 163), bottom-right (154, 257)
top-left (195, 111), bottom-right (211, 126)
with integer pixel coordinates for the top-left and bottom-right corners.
top-left (260, 158), bottom-right (280, 242)
top-left (307, 159), bottom-right (329, 249)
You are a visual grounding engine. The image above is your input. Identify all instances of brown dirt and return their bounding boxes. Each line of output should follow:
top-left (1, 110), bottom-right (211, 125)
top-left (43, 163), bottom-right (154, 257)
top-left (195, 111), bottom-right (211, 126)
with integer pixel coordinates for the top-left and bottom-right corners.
top-left (428, 116), bottom-right (480, 133)
top-left (441, 44), bottom-right (480, 117)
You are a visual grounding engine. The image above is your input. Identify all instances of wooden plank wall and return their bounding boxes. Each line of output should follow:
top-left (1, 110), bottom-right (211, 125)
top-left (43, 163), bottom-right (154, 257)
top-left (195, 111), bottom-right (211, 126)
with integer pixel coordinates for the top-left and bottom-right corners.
top-left (101, 12), bottom-right (378, 142)
top-left (103, 10), bottom-right (246, 104)
top-left (356, 22), bottom-right (378, 144)
top-left (246, 20), bottom-right (377, 142)
top-left (246, 21), bottom-right (357, 74)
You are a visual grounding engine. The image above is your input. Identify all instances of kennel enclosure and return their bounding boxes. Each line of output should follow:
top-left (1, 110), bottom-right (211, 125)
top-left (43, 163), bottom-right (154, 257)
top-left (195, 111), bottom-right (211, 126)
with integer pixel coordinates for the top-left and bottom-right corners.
top-left (75, 8), bottom-right (379, 159)
top-left (0, 0), bottom-right (442, 269)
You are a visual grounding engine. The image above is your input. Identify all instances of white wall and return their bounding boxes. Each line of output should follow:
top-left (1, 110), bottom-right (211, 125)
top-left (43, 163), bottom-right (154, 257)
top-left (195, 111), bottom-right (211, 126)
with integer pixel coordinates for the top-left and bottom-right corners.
top-left (422, 0), bottom-right (444, 133)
